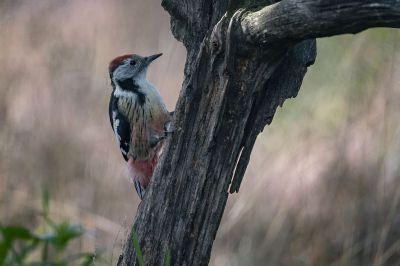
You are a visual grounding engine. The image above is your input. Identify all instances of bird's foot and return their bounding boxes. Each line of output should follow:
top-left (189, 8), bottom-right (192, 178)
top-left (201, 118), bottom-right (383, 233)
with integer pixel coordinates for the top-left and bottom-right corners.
top-left (164, 120), bottom-right (175, 135)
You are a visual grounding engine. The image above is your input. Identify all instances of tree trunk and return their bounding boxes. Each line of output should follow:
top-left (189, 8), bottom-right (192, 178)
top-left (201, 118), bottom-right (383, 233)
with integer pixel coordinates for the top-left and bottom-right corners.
top-left (119, 1), bottom-right (400, 265)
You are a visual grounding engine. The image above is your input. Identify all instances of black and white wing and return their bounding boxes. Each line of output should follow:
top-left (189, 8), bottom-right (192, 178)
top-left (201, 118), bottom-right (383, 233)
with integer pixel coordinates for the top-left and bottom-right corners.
top-left (109, 95), bottom-right (130, 161)
top-left (109, 94), bottom-right (145, 199)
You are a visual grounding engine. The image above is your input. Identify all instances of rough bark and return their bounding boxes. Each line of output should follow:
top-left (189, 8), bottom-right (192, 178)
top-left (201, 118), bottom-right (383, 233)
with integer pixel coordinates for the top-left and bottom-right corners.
top-left (119, 1), bottom-right (400, 265)
top-left (240, 0), bottom-right (400, 45)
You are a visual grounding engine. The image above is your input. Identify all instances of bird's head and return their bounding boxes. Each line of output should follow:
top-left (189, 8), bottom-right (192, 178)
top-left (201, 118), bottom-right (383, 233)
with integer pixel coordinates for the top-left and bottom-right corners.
top-left (108, 53), bottom-right (162, 83)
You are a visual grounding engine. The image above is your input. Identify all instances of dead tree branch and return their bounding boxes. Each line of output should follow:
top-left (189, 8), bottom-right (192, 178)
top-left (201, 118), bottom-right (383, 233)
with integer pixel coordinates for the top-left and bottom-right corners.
top-left (119, 1), bottom-right (400, 265)
top-left (240, 0), bottom-right (400, 45)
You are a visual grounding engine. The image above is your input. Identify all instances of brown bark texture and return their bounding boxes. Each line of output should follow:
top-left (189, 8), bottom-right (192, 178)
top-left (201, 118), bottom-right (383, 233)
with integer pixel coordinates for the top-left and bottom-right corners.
top-left (119, 1), bottom-right (400, 265)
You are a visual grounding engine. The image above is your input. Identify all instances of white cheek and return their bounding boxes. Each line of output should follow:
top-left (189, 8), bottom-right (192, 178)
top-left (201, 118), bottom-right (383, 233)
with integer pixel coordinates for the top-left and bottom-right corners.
top-left (137, 69), bottom-right (147, 80)
top-left (114, 65), bottom-right (134, 81)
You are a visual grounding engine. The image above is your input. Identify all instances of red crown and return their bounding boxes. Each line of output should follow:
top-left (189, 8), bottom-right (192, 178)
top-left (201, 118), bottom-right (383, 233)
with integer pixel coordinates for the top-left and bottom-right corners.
top-left (108, 54), bottom-right (133, 73)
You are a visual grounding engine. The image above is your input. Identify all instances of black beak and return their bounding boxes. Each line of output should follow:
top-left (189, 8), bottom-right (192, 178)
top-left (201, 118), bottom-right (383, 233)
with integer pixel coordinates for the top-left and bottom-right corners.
top-left (145, 53), bottom-right (162, 64)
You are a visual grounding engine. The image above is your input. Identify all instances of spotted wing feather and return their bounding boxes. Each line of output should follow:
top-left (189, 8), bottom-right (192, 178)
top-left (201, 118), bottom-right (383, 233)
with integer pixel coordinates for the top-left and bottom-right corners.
top-left (109, 93), bottom-right (146, 198)
top-left (109, 95), bottom-right (130, 161)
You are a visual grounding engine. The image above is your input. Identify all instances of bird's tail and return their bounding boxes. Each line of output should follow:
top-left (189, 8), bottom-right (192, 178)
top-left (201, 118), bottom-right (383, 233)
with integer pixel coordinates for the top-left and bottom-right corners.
top-left (126, 157), bottom-right (157, 199)
top-left (133, 180), bottom-right (145, 199)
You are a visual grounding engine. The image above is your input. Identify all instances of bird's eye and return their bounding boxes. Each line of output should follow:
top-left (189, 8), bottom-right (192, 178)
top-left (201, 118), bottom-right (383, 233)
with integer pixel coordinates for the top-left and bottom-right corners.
top-left (130, 60), bottom-right (136, 66)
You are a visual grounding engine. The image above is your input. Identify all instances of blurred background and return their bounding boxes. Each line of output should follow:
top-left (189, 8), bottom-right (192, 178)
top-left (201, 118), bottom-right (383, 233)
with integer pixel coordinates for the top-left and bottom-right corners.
top-left (0, 1), bottom-right (399, 265)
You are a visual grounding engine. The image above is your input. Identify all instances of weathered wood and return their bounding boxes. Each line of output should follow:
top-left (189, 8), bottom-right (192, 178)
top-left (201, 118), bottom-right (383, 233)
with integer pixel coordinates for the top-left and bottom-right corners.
top-left (240, 0), bottom-right (400, 45)
top-left (119, 1), bottom-right (400, 265)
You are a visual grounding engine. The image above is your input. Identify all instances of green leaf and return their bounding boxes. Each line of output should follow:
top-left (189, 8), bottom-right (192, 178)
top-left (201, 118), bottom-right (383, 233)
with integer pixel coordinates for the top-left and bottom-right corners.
top-left (52, 223), bottom-right (83, 251)
top-left (131, 230), bottom-right (145, 266)
top-left (79, 253), bottom-right (96, 266)
top-left (63, 252), bottom-right (96, 266)
top-left (165, 250), bottom-right (171, 266)
top-left (0, 225), bottom-right (37, 265)
top-left (1, 225), bottom-right (34, 240)
top-left (9, 239), bottom-right (40, 265)
top-left (0, 238), bottom-right (12, 266)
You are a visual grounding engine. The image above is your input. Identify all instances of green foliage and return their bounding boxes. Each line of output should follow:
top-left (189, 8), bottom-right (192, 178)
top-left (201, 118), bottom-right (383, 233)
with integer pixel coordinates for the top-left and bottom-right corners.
top-left (164, 250), bottom-right (171, 266)
top-left (0, 190), bottom-right (96, 266)
top-left (131, 230), bottom-right (144, 266)
top-left (131, 228), bottom-right (171, 266)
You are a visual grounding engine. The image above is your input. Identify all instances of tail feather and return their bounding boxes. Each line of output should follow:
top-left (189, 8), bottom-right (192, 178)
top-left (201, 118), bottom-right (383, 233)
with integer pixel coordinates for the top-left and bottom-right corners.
top-left (134, 181), bottom-right (145, 199)
top-left (126, 144), bottom-right (164, 199)
top-left (127, 156), bottom-right (158, 199)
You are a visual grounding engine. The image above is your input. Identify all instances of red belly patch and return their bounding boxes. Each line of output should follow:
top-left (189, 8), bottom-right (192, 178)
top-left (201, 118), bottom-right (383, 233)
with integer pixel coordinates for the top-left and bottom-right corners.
top-left (127, 155), bottom-right (158, 188)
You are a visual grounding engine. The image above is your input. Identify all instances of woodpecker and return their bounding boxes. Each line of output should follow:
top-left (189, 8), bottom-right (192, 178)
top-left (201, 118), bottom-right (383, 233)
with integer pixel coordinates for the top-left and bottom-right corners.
top-left (108, 53), bottom-right (172, 199)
